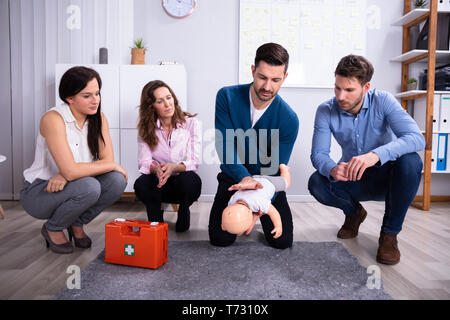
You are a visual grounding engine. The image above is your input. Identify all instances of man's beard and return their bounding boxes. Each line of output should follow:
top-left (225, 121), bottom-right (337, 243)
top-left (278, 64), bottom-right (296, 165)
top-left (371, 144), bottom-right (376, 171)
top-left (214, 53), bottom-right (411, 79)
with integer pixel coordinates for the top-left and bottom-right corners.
top-left (254, 87), bottom-right (276, 102)
top-left (338, 92), bottom-right (364, 113)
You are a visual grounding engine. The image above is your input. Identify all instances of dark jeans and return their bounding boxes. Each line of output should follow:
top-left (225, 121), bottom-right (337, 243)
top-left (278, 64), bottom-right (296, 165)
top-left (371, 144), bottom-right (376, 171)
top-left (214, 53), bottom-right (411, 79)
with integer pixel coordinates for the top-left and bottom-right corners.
top-left (134, 171), bottom-right (202, 222)
top-left (307, 152), bottom-right (423, 235)
top-left (208, 172), bottom-right (293, 249)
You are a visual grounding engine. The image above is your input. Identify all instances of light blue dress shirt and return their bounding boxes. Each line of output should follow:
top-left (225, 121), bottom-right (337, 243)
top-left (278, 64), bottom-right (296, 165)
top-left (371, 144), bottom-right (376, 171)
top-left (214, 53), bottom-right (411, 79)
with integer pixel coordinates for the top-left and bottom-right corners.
top-left (311, 89), bottom-right (425, 179)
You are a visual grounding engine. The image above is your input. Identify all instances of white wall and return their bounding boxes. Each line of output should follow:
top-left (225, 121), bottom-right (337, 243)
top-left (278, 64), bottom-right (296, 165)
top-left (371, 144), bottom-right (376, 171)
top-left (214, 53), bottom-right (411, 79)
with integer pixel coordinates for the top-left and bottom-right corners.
top-left (135, 0), bottom-right (442, 200)
top-left (134, 0), bottom-right (239, 200)
top-left (6, 0), bottom-right (133, 199)
top-left (2, 0), bottom-right (449, 200)
top-left (0, 0), bottom-right (13, 199)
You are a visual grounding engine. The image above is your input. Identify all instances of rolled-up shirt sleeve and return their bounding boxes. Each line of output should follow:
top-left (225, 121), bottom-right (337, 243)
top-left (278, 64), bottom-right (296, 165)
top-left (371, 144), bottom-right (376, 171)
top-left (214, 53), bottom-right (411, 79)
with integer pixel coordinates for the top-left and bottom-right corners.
top-left (137, 135), bottom-right (153, 175)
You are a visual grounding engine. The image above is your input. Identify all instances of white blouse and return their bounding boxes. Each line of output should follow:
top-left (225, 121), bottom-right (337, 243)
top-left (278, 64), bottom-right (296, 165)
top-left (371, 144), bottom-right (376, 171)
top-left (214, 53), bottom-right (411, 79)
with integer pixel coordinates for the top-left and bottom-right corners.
top-left (23, 104), bottom-right (93, 183)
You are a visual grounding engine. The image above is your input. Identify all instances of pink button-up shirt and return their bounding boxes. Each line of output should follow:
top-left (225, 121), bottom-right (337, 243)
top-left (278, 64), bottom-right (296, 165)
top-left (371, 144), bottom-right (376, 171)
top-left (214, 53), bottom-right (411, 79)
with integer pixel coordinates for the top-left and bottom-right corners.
top-left (138, 117), bottom-right (201, 175)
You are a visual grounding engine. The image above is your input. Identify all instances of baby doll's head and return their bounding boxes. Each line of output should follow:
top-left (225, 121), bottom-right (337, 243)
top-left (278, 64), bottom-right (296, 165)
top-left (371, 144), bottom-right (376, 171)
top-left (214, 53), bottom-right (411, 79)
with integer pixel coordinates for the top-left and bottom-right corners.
top-left (221, 201), bottom-right (252, 235)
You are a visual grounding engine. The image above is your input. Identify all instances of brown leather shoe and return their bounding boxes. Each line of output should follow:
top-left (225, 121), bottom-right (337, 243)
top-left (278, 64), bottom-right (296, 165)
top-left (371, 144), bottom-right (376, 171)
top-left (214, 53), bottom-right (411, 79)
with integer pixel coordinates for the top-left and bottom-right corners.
top-left (376, 231), bottom-right (401, 265)
top-left (337, 203), bottom-right (367, 239)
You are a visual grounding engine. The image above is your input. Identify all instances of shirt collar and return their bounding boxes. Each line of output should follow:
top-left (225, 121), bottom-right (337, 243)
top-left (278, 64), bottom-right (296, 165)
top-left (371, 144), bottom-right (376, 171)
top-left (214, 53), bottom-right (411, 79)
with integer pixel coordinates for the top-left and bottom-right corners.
top-left (61, 104), bottom-right (77, 123)
top-left (61, 104), bottom-right (89, 131)
top-left (156, 118), bottom-right (183, 130)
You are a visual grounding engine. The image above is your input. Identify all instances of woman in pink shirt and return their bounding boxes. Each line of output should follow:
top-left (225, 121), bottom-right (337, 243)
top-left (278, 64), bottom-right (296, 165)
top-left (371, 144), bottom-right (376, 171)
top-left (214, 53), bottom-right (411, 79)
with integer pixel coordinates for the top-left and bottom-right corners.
top-left (134, 80), bottom-right (202, 232)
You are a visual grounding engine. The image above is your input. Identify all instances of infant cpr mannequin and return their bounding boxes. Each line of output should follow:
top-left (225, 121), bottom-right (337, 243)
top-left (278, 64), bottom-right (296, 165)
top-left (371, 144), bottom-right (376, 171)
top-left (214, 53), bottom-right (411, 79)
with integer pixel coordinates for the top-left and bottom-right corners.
top-left (221, 201), bottom-right (253, 235)
top-left (221, 164), bottom-right (290, 239)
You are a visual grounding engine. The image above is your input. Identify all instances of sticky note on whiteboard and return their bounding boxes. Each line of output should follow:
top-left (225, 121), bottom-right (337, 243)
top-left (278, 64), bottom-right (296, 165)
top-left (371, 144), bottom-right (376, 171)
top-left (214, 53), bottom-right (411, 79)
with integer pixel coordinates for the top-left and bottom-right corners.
top-left (301, 8), bottom-right (311, 16)
top-left (354, 42), bottom-right (364, 50)
top-left (322, 40), bottom-right (331, 48)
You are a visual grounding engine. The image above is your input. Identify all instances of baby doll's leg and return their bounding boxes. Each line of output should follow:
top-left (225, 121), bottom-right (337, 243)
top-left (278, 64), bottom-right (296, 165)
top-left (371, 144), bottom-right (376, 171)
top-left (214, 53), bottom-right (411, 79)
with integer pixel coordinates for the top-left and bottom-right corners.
top-left (253, 174), bottom-right (288, 192)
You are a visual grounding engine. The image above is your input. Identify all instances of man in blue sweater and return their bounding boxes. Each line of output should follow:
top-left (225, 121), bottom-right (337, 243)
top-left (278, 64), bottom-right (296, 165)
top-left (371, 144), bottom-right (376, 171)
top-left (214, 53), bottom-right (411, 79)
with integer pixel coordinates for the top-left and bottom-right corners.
top-left (308, 55), bottom-right (425, 265)
top-left (209, 43), bottom-right (299, 249)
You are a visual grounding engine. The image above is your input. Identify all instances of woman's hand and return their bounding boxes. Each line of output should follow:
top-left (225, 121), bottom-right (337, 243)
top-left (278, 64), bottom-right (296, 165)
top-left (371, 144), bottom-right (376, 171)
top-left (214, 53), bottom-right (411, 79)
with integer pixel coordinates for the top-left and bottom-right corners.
top-left (46, 173), bottom-right (68, 193)
top-left (157, 163), bottom-right (178, 188)
top-left (114, 163), bottom-right (128, 181)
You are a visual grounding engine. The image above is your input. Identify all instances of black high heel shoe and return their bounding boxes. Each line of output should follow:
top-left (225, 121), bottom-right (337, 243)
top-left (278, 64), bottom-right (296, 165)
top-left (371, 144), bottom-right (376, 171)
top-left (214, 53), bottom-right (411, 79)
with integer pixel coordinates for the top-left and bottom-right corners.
top-left (41, 224), bottom-right (73, 254)
top-left (175, 205), bottom-right (190, 233)
top-left (67, 225), bottom-right (92, 249)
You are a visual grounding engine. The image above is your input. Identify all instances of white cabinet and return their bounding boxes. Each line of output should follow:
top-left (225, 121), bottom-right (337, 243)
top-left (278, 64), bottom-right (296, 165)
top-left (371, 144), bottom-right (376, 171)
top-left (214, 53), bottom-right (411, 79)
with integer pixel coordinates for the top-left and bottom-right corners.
top-left (120, 129), bottom-right (140, 192)
top-left (110, 128), bottom-right (120, 164)
top-left (119, 65), bottom-right (187, 129)
top-left (55, 64), bottom-right (187, 193)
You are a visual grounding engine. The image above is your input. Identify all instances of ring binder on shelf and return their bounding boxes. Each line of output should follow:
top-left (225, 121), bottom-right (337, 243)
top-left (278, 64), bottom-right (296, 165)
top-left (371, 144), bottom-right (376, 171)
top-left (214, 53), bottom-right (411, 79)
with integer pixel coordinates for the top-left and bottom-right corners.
top-left (436, 133), bottom-right (448, 171)
top-left (440, 95), bottom-right (450, 132)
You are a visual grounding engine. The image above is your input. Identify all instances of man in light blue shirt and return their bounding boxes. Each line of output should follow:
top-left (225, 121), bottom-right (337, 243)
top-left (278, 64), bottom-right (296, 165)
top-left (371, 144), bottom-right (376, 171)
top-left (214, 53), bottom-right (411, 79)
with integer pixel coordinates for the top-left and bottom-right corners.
top-left (308, 55), bottom-right (425, 265)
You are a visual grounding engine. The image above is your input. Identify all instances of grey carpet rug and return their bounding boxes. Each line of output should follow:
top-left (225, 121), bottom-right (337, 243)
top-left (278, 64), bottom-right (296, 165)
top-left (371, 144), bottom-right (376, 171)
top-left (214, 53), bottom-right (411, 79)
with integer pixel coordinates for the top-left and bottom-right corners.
top-left (54, 241), bottom-right (392, 300)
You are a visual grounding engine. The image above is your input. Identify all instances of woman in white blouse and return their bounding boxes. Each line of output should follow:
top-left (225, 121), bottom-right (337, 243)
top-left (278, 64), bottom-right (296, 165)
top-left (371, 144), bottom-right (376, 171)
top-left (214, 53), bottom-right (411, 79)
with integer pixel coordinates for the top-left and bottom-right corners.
top-left (20, 66), bottom-right (127, 254)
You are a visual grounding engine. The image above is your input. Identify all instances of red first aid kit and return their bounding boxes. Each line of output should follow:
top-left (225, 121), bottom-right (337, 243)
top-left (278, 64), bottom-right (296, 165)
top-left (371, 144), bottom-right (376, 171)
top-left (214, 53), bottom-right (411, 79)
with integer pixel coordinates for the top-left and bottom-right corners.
top-left (105, 219), bottom-right (168, 269)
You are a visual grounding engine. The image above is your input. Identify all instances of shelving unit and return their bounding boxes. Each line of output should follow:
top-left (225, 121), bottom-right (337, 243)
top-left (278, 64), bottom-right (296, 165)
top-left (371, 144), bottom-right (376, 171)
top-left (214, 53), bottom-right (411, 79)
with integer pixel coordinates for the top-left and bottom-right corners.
top-left (394, 90), bottom-right (448, 99)
top-left (391, 49), bottom-right (450, 63)
top-left (391, 0), bottom-right (450, 210)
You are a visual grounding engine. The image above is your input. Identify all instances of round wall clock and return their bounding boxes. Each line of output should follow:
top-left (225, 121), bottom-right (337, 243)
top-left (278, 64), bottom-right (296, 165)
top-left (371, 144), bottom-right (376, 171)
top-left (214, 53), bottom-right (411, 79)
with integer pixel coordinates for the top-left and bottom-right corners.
top-left (162, 0), bottom-right (197, 19)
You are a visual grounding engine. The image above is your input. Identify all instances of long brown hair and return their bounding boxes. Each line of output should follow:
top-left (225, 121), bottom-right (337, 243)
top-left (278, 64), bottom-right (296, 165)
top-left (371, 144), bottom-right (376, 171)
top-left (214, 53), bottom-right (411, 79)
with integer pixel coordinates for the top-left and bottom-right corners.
top-left (59, 66), bottom-right (104, 160)
top-left (137, 80), bottom-right (197, 150)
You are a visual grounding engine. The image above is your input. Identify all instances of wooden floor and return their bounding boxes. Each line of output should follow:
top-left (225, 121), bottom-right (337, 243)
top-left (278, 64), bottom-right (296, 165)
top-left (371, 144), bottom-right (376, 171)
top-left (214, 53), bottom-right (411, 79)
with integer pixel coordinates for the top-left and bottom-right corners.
top-left (0, 199), bottom-right (449, 300)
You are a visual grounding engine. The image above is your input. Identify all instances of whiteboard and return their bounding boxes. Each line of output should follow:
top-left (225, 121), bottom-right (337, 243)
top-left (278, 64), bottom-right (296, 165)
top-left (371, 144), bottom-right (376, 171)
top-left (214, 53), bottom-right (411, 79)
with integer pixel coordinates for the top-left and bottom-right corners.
top-left (239, 0), bottom-right (367, 88)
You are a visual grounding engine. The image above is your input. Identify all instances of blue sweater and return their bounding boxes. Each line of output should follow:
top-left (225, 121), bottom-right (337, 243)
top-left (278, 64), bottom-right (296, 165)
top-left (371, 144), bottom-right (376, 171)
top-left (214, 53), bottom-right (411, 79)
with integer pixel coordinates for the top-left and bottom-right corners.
top-left (215, 83), bottom-right (299, 182)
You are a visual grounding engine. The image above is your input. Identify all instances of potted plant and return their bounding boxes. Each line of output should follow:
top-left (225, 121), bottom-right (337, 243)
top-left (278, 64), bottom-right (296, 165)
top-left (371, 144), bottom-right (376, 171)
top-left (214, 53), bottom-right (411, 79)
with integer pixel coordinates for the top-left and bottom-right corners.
top-left (407, 78), bottom-right (418, 91)
top-left (414, 0), bottom-right (428, 8)
top-left (131, 37), bottom-right (147, 65)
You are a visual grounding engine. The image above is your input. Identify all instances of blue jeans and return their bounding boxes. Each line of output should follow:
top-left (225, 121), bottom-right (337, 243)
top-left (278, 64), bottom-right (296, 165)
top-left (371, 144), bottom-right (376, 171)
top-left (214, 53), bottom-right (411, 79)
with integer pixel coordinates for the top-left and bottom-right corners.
top-left (307, 153), bottom-right (423, 235)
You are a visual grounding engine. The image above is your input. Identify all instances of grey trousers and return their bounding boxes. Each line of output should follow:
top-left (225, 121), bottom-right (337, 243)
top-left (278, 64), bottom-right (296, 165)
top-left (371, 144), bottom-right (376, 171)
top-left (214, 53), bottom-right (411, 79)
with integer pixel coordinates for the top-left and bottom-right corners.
top-left (20, 171), bottom-right (127, 231)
